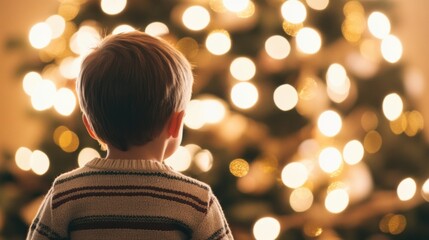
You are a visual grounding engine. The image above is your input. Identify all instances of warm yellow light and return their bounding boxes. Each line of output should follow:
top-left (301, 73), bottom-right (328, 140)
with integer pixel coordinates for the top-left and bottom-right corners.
top-left (253, 217), bottom-right (281, 240)
top-left (70, 26), bottom-right (101, 56)
top-left (382, 93), bottom-right (403, 121)
top-left (164, 146), bottom-right (192, 172)
top-left (31, 79), bottom-right (57, 111)
top-left (231, 82), bottom-right (259, 109)
top-left (325, 188), bottom-right (349, 213)
top-left (184, 100), bottom-right (206, 129)
top-left (290, 187), bottom-right (313, 212)
top-left (273, 84), bottom-right (298, 111)
top-left (23, 72), bottom-right (43, 96)
top-left (381, 34), bottom-right (403, 63)
top-left (363, 130), bottom-right (382, 153)
top-left (222, 0), bottom-right (250, 13)
top-left (205, 30), bottom-right (231, 55)
top-left (317, 110), bottom-right (342, 137)
top-left (182, 6), bottom-right (210, 31)
top-left (194, 149), bottom-right (213, 172)
top-left (326, 63), bottom-right (350, 103)
top-left (281, 162), bottom-right (309, 188)
top-left (361, 111), bottom-right (378, 131)
top-left (368, 11), bottom-right (391, 39)
top-left (145, 22), bottom-right (169, 36)
top-left (59, 56), bottom-right (82, 79)
top-left (112, 24), bottom-right (135, 34)
top-left (265, 35), bottom-right (291, 60)
top-left (78, 147), bottom-right (100, 167)
top-left (281, 0), bottom-right (307, 24)
top-left (306, 0), bottom-right (329, 11)
top-left (45, 15), bottom-right (66, 39)
top-left (296, 27), bottom-right (322, 54)
top-left (201, 98), bottom-right (227, 124)
top-left (318, 147), bottom-right (343, 173)
top-left (397, 177), bottom-right (416, 201)
top-left (230, 57), bottom-right (256, 81)
top-left (54, 88), bottom-right (76, 116)
top-left (30, 150), bottom-right (50, 175)
top-left (343, 140), bottom-right (364, 165)
top-left (15, 147), bottom-right (32, 171)
top-left (101, 0), bottom-right (127, 15)
top-left (59, 130), bottom-right (80, 153)
top-left (421, 178), bottom-right (429, 202)
top-left (229, 159), bottom-right (250, 177)
top-left (29, 22), bottom-right (52, 49)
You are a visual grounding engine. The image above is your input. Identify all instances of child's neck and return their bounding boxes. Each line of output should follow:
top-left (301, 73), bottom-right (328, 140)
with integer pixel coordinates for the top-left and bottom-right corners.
top-left (105, 138), bottom-right (167, 162)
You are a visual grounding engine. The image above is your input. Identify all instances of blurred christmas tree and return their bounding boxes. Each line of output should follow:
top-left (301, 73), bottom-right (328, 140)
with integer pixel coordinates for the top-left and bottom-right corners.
top-left (3, 0), bottom-right (429, 239)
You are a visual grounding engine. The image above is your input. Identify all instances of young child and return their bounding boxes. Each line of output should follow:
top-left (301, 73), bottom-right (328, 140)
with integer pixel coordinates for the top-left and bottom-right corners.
top-left (27, 31), bottom-right (233, 240)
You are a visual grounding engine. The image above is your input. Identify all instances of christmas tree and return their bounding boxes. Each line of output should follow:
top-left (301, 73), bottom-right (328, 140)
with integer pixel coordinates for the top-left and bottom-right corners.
top-left (3, 0), bottom-right (429, 239)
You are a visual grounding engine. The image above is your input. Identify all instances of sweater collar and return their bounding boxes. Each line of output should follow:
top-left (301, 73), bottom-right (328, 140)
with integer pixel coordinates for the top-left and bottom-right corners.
top-left (85, 158), bottom-right (174, 172)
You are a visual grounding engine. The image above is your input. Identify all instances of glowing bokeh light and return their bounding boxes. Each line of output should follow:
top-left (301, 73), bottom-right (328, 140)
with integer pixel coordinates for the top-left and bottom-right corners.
top-left (205, 30), bottom-right (231, 55)
top-left (15, 147), bottom-right (32, 171)
top-left (368, 11), bottom-right (391, 39)
top-left (397, 177), bottom-right (416, 201)
top-left (182, 6), bottom-right (210, 31)
top-left (184, 100), bottom-right (206, 129)
top-left (164, 146), bottom-right (192, 172)
top-left (70, 26), bottom-right (101, 56)
top-left (343, 140), bottom-right (364, 165)
top-left (59, 56), bottom-right (82, 79)
top-left (290, 187), bottom-right (313, 212)
top-left (281, 0), bottom-right (307, 24)
top-left (222, 0), bottom-right (250, 13)
top-left (296, 27), bottom-right (322, 54)
top-left (112, 24), bottom-right (135, 34)
top-left (29, 22), bottom-right (52, 49)
top-left (306, 0), bottom-right (329, 11)
top-left (229, 159), bottom-right (250, 177)
top-left (381, 34), bottom-right (403, 63)
top-left (78, 147), bottom-right (100, 167)
top-left (101, 0), bottom-right (127, 15)
top-left (265, 35), bottom-right (291, 60)
top-left (23, 72), bottom-right (43, 96)
top-left (325, 188), bottom-right (349, 213)
top-left (59, 130), bottom-right (80, 153)
top-left (364, 130), bottom-right (382, 153)
top-left (273, 84), bottom-right (298, 111)
top-left (230, 57), bottom-right (256, 81)
top-left (326, 63), bottom-right (347, 88)
top-left (253, 217), bottom-right (281, 240)
top-left (317, 110), bottom-right (342, 137)
top-left (54, 88), bottom-right (76, 116)
top-left (281, 162), bottom-right (309, 188)
top-left (194, 149), bottom-right (213, 172)
top-left (201, 98), bottom-right (227, 124)
top-left (145, 22), bottom-right (169, 36)
top-left (318, 147), bottom-right (343, 173)
top-left (31, 79), bottom-right (57, 111)
top-left (231, 82), bottom-right (259, 109)
top-left (422, 178), bottom-right (429, 202)
top-left (30, 150), bottom-right (50, 175)
top-left (45, 15), bottom-right (66, 39)
top-left (382, 93), bottom-right (403, 121)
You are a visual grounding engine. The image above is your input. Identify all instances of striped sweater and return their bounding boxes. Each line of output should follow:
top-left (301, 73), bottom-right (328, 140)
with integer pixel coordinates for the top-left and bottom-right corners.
top-left (26, 158), bottom-right (233, 240)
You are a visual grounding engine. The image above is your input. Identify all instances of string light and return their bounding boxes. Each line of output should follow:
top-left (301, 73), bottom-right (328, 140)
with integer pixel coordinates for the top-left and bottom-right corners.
top-left (230, 82), bottom-right (259, 109)
top-left (421, 178), bottom-right (429, 202)
top-left (317, 110), bottom-right (342, 137)
top-left (29, 22), bottom-right (52, 49)
top-left (289, 187), bottom-right (314, 212)
top-left (112, 24), bottom-right (135, 34)
top-left (45, 15), bottom-right (66, 39)
top-left (205, 30), bottom-right (231, 55)
top-left (78, 147), bottom-right (100, 167)
top-left (265, 35), bottom-right (291, 60)
top-left (296, 27), bottom-right (322, 54)
top-left (273, 84), bottom-right (298, 111)
top-left (145, 22), bottom-right (169, 36)
top-left (397, 177), bottom-right (416, 201)
top-left (382, 93), bottom-right (403, 121)
top-left (343, 140), bottom-right (364, 165)
top-left (306, 0), bottom-right (329, 11)
top-left (59, 56), bottom-right (81, 79)
top-left (281, 0), bottom-right (307, 24)
top-left (281, 162), bottom-right (309, 188)
top-left (222, 0), bottom-right (250, 13)
top-left (363, 130), bottom-right (382, 153)
top-left (54, 88), bottom-right (76, 116)
top-left (101, 0), bottom-right (127, 15)
top-left (22, 72), bottom-right (43, 96)
top-left (381, 34), bottom-right (403, 63)
top-left (253, 217), bottom-right (281, 240)
top-left (194, 150), bottom-right (213, 172)
top-left (182, 6), bottom-right (210, 31)
top-left (15, 147), bottom-right (33, 171)
top-left (230, 57), bottom-right (256, 81)
top-left (318, 147), bottom-right (343, 173)
top-left (29, 150), bottom-right (50, 175)
top-left (164, 146), bottom-right (192, 172)
top-left (325, 188), bottom-right (349, 213)
top-left (229, 159), bottom-right (250, 177)
top-left (31, 79), bottom-right (56, 111)
top-left (367, 11), bottom-right (391, 39)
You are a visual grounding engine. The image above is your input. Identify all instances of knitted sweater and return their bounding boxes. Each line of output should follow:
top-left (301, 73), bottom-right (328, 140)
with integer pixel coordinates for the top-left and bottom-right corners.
top-left (26, 158), bottom-right (233, 240)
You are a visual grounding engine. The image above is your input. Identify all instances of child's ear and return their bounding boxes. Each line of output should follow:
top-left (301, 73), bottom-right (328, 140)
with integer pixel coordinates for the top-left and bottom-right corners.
top-left (82, 114), bottom-right (98, 140)
top-left (167, 111), bottom-right (185, 138)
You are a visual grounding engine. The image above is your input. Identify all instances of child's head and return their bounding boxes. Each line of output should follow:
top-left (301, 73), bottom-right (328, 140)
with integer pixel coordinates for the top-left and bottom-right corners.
top-left (77, 31), bottom-right (193, 152)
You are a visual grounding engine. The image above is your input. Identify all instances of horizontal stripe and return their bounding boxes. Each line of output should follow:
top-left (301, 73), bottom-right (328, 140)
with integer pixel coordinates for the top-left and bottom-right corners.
top-left (31, 218), bottom-right (65, 240)
top-left (69, 215), bottom-right (192, 238)
top-left (53, 185), bottom-right (207, 206)
top-left (52, 191), bottom-right (207, 213)
top-left (55, 171), bottom-right (209, 190)
top-left (207, 225), bottom-right (230, 240)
